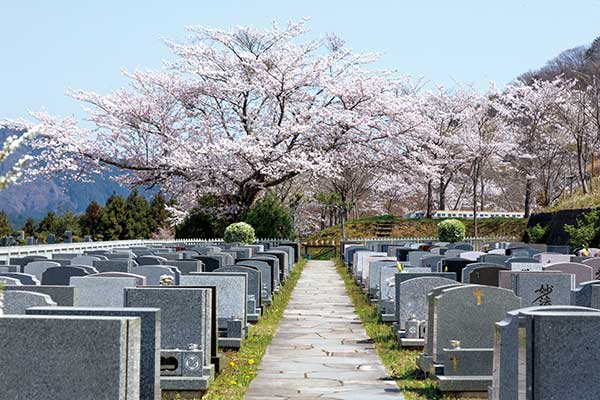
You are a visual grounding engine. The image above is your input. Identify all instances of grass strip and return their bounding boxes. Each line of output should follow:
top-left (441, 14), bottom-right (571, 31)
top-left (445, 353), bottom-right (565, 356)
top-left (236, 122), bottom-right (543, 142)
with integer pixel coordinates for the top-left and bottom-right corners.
top-left (198, 258), bottom-right (308, 400)
top-left (334, 259), bottom-right (477, 400)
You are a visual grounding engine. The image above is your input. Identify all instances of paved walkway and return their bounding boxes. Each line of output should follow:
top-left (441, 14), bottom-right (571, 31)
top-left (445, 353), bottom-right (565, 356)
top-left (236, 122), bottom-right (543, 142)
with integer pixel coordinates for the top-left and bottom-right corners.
top-left (245, 260), bottom-right (403, 400)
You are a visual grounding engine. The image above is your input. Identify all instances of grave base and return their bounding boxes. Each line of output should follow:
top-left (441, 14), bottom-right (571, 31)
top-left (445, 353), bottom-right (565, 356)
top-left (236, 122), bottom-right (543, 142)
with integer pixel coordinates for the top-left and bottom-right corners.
top-left (212, 353), bottom-right (224, 374)
top-left (416, 353), bottom-right (435, 375)
top-left (161, 375), bottom-right (211, 391)
top-left (248, 313), bottom-right (260, 323)
top-left (381, 313), bottom-right (395, 322)
top-left (399, 337), bottom-right (425, 348)
top-left (218, 337), bottom-right (242, 349)
top-left (435, 375), bottom-right (491, 396)
top-left (161, 389), bottom-right (208, 400)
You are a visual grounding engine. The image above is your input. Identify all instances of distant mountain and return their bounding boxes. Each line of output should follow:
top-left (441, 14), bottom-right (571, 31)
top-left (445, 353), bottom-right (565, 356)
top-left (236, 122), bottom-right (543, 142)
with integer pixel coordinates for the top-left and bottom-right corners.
top-left (0, 128), bottom-right (133, 227)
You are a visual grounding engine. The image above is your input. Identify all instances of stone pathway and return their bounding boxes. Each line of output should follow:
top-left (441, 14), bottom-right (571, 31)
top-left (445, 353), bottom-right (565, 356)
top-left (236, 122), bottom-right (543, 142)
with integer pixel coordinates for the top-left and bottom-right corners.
top-left (245, 260), bottom-right (403, 400)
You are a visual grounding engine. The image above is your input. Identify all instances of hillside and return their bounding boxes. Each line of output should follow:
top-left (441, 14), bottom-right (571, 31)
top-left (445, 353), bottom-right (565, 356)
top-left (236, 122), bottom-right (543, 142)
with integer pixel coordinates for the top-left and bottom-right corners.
top-left (306, 215), bottom-right (527, 242)
top-left (546, 176), bottom-right (600, 212)
top-left (0, 128), bottom-right (135, 226)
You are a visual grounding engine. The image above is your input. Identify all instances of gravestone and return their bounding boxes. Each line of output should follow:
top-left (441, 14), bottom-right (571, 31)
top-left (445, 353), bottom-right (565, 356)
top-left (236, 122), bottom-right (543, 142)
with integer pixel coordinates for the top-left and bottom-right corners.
top-left (195, 256), bottom-right (222, 272)
top-left (88, 272), bottom-right (147, 286)
top-left (420, 255), bottom-right (445, 270)
top-left (28, 307), bottom-right (161, 400)
top-left (92, 259), bottom-right (134, 274)
top-left (41, 266), bottom-right (89, 285)
top-left (369, 260), bottom-right (398, 298)
top-left (500, 270), bottom-right (572, 306)
top-left (236, 261), bottom-right (273, 304)
top-left (459, 251), bottom-right (486, 261)
top-left (571, 280), bottom-right (600, 307)
top-left (124, 287), bottom-right (214, 384)
top-left (71, 256), bottom-right (101, 266)
top-left (439, 257), bottom-right (474, 280)
top-left (0, 315), bottom-right (140, 399)
top-left (0, 272), bottom-right (40, 285)
top-left (406, 251), bottom-right (430, 267)
top-left (0, 277), bottom-right (21, 285)
top-left (2, 285), bottom-right (77, 306)
top-left (23, 261), bottom-right (61, 281)
top-left (132, 265), bottom-right (181, 285)
top-left (478, 254), bottom-right (509, 265)
top-left (534, 252), bottom-right (572, 265)
top-left (462, 263), bottom-right (509, 286)
top-left (2, 291), bottom-right (56, 314)
top-left (71, 276), bottom-right (138, 307)
top-left (582, 258), bottom-right (600, 280)
top-left (490, 306), bottom-right (600, 400)
top-left (416, 285), bottom-right (521, 393)
top-left (182, 273), bottom-right (247, 348)
top-left (137, 256), bottom-right (168, 266)
top-left (215, 266), bottom-right (261, 321)
top-left (395, 276), bottom-right (457, 330)
top-left (543, 262), bottom-right (594, 285)
top-left (163, 260), bottom-right (202, 275)
top-left (247, 256), bottom-right (281, 291)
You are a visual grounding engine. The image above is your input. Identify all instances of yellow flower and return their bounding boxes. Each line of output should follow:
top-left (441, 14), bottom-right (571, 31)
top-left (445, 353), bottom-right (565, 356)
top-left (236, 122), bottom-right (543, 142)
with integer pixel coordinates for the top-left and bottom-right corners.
top-left (229, 361), bottom-right (236, 367)
top-left (248, 359), bottom-right (255, 365)
top-left (230, 380), bottom-right (237, 385)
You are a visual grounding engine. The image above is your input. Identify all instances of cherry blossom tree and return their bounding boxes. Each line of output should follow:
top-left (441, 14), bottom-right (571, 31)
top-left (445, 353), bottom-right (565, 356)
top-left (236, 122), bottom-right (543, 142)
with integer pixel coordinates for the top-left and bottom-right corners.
top-left (3, 21), bottom-right (419, 220)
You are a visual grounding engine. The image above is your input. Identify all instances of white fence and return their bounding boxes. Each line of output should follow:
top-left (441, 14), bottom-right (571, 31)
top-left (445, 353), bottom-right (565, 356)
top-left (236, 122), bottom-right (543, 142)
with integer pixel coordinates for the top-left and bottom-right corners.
top-left (0, 237), bottom-right (291, 262)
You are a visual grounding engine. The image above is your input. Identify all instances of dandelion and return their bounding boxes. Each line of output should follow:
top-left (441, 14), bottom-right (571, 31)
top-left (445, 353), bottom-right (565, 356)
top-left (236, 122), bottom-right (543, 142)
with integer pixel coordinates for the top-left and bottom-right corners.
top-left (229, 361), bottom-right (236, 367)
top-left (248, 359), bottom-right (255, 365)
top-left (229, 380), bottom-right (237, 385)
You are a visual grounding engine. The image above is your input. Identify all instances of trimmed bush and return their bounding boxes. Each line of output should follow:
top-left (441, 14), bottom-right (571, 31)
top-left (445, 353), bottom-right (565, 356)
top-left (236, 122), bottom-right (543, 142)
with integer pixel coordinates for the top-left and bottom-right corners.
top-left (526, 224), bottom-right (547, 243)
top-left (438, 219), bottom-right (466, 243)
top-left (564, 210), bottom-right (600, 250)
top-left (224, 222), bottom-right (256, 244)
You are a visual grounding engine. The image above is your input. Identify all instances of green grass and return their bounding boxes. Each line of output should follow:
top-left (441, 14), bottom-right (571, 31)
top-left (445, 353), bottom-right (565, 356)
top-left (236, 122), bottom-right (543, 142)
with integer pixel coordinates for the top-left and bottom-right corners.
top-left (305, 216), bottom-right (525, 243)
top-left (547, 176), bottom-right (600, 211)
top-left (334, 259), bottom-right (478, 400)
top-left (197, 259), bottom-right (308, 400)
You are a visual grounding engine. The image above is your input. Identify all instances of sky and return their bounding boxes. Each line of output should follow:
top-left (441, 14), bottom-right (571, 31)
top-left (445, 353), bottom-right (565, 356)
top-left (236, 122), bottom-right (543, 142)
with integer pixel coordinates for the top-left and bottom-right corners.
top-left (2, 0), bottom-right (600, 119)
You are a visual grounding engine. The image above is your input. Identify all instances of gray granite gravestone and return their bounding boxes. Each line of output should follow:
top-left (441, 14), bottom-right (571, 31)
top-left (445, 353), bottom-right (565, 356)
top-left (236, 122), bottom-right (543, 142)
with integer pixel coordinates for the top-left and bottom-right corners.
top-left (0, 315), bottom-right (141, 399)
top-left (461, 263), bottom-right (509, 286)
top-left (543, 262), bottom-right (594, 285)
top-left (162, 260), bottom-right (202, 275)
top-left (132, 265), bottom-right (180, 285)
top-left (490, 306), bottom-right (600, 400)
top-left (2, 291), bottom-right (56, 314)
top-left (88, 272), bottom-right (147, 285)
top-left (500, 270), bottom-right (572, 306)
top-left (215, 266), bottom-right (261, 321)
top-left (0, 272), bottom-right (40, 285)
top-left (41, 266), bottom-right (89, 285)
top-left (395, 276), bottom-right (457, 330)
top-left (534, 252), bottom-right (572, 264)
top-left (182, 273), bottom-right (247, 348)
top-left (581, 257), bottom-right (600, 280)
top-left (417, 285), bottom-right (521, 393)
top-left (71, 255), bottom-right (101, 266)
top-left (137, 255), bottom-right (168, 266)
top-left (71, 276), bottom-right (138, 307)
top-left (369, 260), bottom-right (398, 298)
top-left (2, 285), bottom-right (77, 306)
top-left (23, 261), bottom-right (61, 281)
top-left (124, 287), bottom-right (213, 383)
top-left (92, 259), bottom-right (135, 273)
top-left (0, 276), bottom-right (21, 285)
top-left (28, 306), bottom-right (161, 400)
top-left (236, 261), bottom-right (272, 304)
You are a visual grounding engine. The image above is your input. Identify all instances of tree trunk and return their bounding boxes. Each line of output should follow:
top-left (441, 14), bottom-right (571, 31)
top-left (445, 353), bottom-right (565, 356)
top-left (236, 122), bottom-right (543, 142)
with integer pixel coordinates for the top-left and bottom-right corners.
top-left (577, 138), bottom-right (589, 194)
top-left (472, 160), bottom-right (479, 237)
top-left (438, 175), bottom-right (446, 210)
top-left (524, 178), bottom-right (532, 218)
top-left (426, 180), bottom-right (433, 218)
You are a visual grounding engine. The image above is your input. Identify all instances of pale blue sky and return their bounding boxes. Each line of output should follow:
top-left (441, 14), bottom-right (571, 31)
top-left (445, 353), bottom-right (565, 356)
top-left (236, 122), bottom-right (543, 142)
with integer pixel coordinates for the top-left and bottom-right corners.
top-left (2, 0), bottom-right (600, 119)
